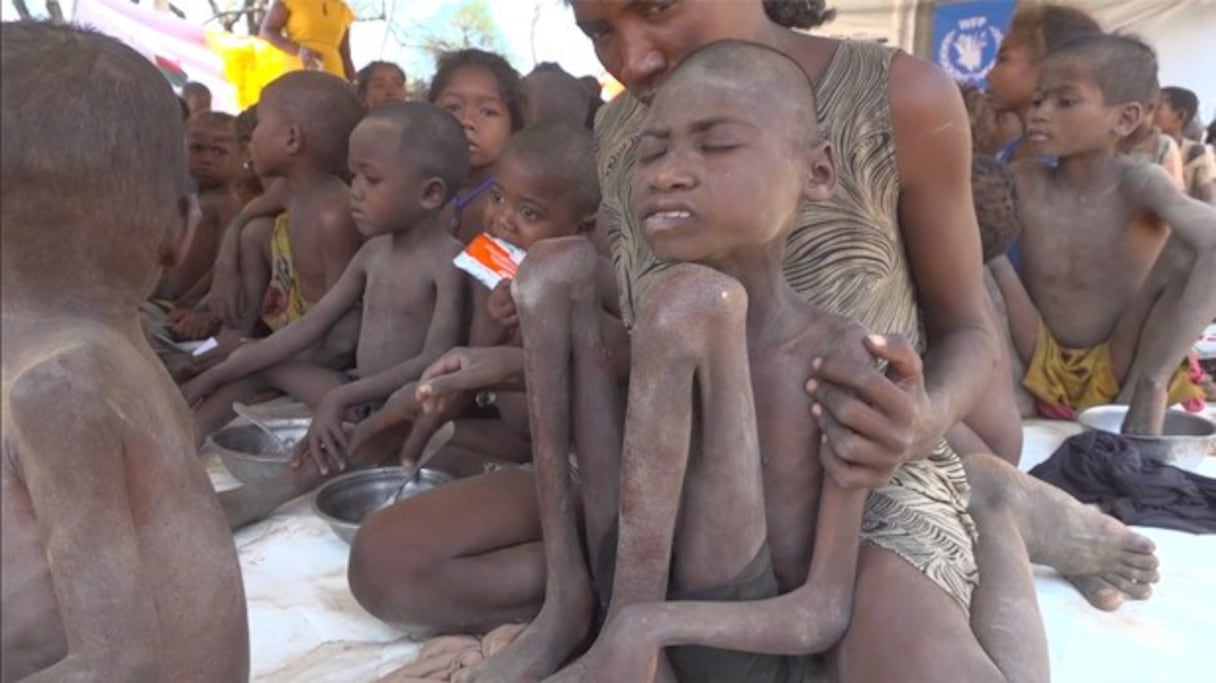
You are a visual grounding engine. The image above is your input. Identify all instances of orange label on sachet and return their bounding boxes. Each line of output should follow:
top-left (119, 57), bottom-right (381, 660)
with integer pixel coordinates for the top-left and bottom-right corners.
top-left (453, 233), bottom-right (526, 289)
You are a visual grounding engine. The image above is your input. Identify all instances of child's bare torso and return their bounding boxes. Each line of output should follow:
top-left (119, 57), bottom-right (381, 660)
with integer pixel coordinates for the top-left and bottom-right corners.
top-left (1014, 158), bottom-right (1169, 348)
top-left (1, 320), bottom-right (248, 680)
top-left (676, 302), bottom-right (869, 593)
top-left (357, 233), bottom-right (462, 376)
top-left (286, 184), bottom-right (358, 304)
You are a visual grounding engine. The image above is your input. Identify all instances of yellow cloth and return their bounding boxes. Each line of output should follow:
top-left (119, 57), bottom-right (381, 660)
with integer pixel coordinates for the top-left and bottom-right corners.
top-left (261, 214), bottom-right (309, 331)
top-left (206, 31), bottom-right (298, 109)
top-left (1022, 320), bottom-right (1203, 410)
top-left (282, 0), bottom-right (353, 78)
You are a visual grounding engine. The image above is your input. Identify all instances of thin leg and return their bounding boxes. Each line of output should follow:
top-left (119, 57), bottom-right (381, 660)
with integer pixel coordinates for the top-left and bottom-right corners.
top-left (988, 255), bottom-right (1041, 366)
top-left (458, 238), bottom-right (610, 683)
top-left (963, 453), bottom-right (1159, 611)
top-left (193, 377), bottom-right (270, 444)
top-left (828, 545), bottom-right (1009, 683)
top-left (347, 468), bottom-right (545, 635)
top-left (261, 361), bottom-right (346, 408)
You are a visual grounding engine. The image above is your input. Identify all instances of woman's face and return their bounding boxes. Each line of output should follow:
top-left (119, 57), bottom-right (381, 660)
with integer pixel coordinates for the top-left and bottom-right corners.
top-left (570, 0), bottom-right (766, 104)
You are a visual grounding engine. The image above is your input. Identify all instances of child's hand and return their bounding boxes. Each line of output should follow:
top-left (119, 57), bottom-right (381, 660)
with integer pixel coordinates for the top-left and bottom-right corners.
top-left (487, 279), bottom-right (519, 329)
top-left (180, 373), bottom-right (216, 408)
top-left (170, 309), bottom-right (220, 341)
top-left (416, 347), bottom-right (522, 415)
top-left (201, 273), bottom-right (243, 329)
top-left (1120, 378), bottom-right (1167, 436)
top-left (300, 394), bottom-right (351, 475)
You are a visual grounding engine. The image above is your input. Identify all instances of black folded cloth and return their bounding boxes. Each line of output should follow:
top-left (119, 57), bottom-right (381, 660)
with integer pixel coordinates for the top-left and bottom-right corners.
top-left (1029, 430), bottom-right (1216, 533)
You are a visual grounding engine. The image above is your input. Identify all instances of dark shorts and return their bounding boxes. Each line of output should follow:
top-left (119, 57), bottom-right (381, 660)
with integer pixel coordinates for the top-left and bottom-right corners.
top-left (666, 548), bottom-right (825, 683)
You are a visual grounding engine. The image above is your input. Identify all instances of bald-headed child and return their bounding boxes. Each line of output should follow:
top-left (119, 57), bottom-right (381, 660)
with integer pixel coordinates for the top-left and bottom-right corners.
top-left (991, 34), bottom-right (1216, 433)
top-left (158, 111), bottom-right (244, 341)
top-left (186, 102), bottom-right (469, 528)
top-left (184, 70), bottom-right (367, 436)
top-left (1, 22), bottom-right (247, 680)
top-left (340, 121), bottom-right (611, 483)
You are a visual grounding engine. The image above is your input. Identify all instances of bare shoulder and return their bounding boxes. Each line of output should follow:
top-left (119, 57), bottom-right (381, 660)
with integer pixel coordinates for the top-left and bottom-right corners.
top-left (426, 232), bottom-right (464, 276)
top-left (888, 54), bottom-right (968, 142)
top-left (1117, 157), bottom-right (1177, 199)
top-left (5, 326), bottom-right (142, 455)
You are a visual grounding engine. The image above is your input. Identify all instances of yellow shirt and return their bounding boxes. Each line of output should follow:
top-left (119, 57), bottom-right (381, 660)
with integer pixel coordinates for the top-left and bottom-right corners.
top-left (283, 0), bottom-right (354, 78)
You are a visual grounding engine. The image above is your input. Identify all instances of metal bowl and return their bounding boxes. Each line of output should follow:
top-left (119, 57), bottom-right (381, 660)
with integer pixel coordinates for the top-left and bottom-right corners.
top-left (1076, 405), bottom-right (1216, 471)
top-left (206, 418), bottom-right (311, 483)
top-left (312, 467), bottom-right (453, 544)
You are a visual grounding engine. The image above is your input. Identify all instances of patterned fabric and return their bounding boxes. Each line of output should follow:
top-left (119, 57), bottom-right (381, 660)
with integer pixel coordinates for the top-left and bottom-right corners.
top-left (595, 40), bottom-right (978, 612)
top-left (1023, 319), bottom-right (1205, 417)
top-left (261, 213), bottom-right (309, 331)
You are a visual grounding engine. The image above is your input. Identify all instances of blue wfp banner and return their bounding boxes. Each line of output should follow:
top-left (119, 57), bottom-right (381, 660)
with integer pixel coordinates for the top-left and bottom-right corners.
top-left (933, 0), bottom-right (1016, 87)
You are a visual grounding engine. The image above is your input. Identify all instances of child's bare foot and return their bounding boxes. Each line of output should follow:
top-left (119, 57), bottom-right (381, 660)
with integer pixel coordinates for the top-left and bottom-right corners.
top-left (454, 586), bottom-right (593, 683)
top-left (966, 453), bottom-right (1160, 611)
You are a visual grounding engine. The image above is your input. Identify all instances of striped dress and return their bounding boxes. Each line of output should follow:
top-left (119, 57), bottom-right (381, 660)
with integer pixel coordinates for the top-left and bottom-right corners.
top-left (595, 40), bottom-right (979, 612)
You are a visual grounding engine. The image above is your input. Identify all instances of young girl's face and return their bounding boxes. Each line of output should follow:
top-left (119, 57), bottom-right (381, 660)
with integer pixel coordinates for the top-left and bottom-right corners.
top-left (484, 151), bottom-right (584, 251)
top-left (987, 38), bottom-right (1038, 114)
top-left (365, 66), bottom-right (407, 110)
top-left (433, 66), bottom-right (513, 174)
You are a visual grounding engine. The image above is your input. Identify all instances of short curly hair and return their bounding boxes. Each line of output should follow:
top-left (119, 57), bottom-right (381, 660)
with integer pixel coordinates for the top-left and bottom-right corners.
top-left (428, 49), bottom-right (525, 132)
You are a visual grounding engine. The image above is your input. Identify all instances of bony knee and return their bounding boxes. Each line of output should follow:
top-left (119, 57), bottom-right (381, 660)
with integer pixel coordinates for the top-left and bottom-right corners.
top-left (513, 236), bottom-right (598, 307)
top-left (636, 265), bottom-right (748, 342)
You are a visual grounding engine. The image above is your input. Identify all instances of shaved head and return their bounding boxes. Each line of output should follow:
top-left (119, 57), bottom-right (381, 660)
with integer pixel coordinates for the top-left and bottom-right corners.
top-left (2, 21), bottom-right (186, 299)
top-left (658, 39), bottom-right (821, 146)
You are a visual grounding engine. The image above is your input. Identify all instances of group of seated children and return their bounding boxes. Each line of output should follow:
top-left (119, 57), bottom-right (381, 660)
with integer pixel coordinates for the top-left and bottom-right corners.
top-left (5, 6), bottom-right (1215, 681)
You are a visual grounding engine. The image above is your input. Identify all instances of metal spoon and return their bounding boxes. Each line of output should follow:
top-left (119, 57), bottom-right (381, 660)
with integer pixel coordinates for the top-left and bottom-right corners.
top-left (232, 401), bottom-right (292, 453)
top-left (391, 421), bottom-right (456, 503)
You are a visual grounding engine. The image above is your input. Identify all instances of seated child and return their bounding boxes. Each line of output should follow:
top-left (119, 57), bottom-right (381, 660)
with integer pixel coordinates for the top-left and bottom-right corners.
top-left (340, 121), bottom-right (609, 482)
top-left (428, 49), bottom-right (524, 245)
top-left (1156, 86), bottom-right (1215, 203)
top-left (1, 22), bottom-right (247, 680)
top-left (445, 40), bottom-right (1047, 683)
top-left (183, 70), bottom-right (367, 434)
top-left (157, 111), bottom-right (244, 341)
top-left (233, 104), bottom-right (266, 204)
top-left (991, 34), bottom-right (1216, 431)
top-left (357, 60), bottom-right (408, 110)
top-left (985, 2), bottom-right (1102, 163)
top-left (522, 62), bottom-right (593, 128)
top-left (184, 102), bottom-right (470, 528)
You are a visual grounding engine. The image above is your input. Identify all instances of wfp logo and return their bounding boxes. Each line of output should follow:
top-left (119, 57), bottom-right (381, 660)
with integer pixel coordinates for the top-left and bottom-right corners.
top-left (938, 16), bottom-right (1004, 82)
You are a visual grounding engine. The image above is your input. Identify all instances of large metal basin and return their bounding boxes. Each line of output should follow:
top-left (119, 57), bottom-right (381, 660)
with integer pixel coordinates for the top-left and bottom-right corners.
top-left (312, 467), bottom-right (453, 544)
top-left (1076, 405), bottom-right (1216, 471)
top-left (207, 418), bottom-right (310, 483)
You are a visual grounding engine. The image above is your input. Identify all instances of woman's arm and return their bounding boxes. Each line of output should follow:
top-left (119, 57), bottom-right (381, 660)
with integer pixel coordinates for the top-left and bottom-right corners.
top-left (891, 55), bottom-right (1000, 449)
top-left (807, 56), bottom-right (1000, 487)
top-left (258, 1), bottom-right (299, 57)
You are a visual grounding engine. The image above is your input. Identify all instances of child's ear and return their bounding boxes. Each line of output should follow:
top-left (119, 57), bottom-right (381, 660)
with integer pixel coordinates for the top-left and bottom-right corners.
top-left (802, 141), bottom-right (836, 203)
top-left (285, 124), bottom-right (303, 156)
top-left (420, 178), bottom-right (447, 211)
top-left (159, 194), bottom-right (200, 268)
top-left (576, 213), bottom-right (596, 236)
top-left (1112, 102), bottom-right (1145, 139)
